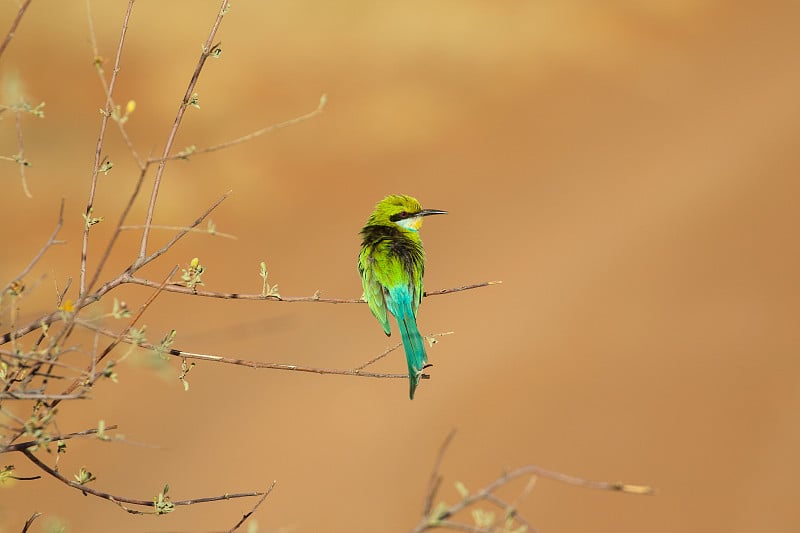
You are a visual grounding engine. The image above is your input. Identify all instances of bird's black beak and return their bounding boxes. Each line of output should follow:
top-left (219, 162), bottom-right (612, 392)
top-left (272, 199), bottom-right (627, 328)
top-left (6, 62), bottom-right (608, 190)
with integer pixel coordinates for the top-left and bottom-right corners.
top-left (419, 209), bottom-right (447, 217)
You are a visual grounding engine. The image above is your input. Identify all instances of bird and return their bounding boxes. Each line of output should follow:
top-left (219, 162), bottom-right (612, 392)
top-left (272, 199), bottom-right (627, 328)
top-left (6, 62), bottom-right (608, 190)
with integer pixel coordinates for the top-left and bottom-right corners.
top-left (358, 194), bottom-right (447, 399)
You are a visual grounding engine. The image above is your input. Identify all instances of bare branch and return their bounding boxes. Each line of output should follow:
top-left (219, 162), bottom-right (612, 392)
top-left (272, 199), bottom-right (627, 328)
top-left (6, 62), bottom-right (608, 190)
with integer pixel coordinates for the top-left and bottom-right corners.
top-left (53, 266), bottom-right (179, 408)
top-left (19, 447), bottom-right (262, 513)
top-left (0, 392), bottom-right (86, 401)
top-left (2, 424), bottom-right (119, 453)
top-left (409, 433), bottom-right (654, 533)
top-left (86, 0), bottom-right (145, 169)
top-left (22, 193), bottom-right (224, 355)
top-left (78, 320), bottom-right (432, 382)
top-left (422, 429), bottom-right (457, 518)
top-left (153, 94), bottom-right (328, 163)
top-left (21, 511), bottom-right (42, 533)
top-left (1, 199), bottom-right (64, 296)
top-left (424, 280), bottom-right (502, 297)
top-left (0, 0), bottom-right (33, 60)
top-left (135, 193), bottom-right (230, 270)
top-left (80, 0), bottom-right (135, 299)
top-left (119, 224), bottom-right (237, 240)
top-left (14, 110), bottom-right (33, 198)
top-left (226, 480), bottom-right (277, 533)
top-left (1, 280), bottom-right (495, 347)
top-left (139, 0), bottom-right (230, 261)
top-left (122, 278), bottom-right (500, 303)
top-left (85, 165), bottom-right (148, 293)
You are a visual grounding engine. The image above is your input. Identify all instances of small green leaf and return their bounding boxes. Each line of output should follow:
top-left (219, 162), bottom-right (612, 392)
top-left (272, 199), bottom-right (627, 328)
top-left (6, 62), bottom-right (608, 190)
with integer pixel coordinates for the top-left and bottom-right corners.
top-left (154, 483), bottom-right (175, 514)
top-left (129, 326), bottom-right (147, 346)
top-left (471, 508), bottom-right (495, 528)
top-left (181, 258), bottom-right (205, 290)
top-left (454, 481), bottom-right (469, 499)
top-left (428, 502), bottom-right (450, 524)
top-left (176, 145), bottom-right (196, 160)
top-left (153, 330), bottom-right (177, 359)
top-left (112, 298), bottom-right (131, 319)
top-left (82, 208), bottom-right (103, 228)
top-left (0, 465), bottom-right (16, 485)
top-left (259, 262), bottom-right (280, 298)
top-left (74, 466), bottom-right (96, 485)
top-left (99, 160), bottom-right (113, 175)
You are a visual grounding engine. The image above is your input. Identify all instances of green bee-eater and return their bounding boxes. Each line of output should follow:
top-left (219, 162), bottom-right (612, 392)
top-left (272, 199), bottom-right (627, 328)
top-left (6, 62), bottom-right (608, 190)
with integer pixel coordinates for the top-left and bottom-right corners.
top-left (359, 194), bottom-right (447, 399)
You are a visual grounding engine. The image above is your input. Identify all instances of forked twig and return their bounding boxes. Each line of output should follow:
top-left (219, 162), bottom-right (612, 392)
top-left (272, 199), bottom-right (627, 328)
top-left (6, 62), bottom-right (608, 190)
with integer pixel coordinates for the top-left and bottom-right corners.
top-left (21, 511), bottom-right (42, 533)
top-left (80, 0), bottom-right (135, 299)
top-left (76, 320), bottom-right (433, 382)
top-left (138, 0), bottom-right (230, 262)
top-left (410, 432), bottom-right (654, 533)
top-left (0, 280), bottom-right (496, 347)
top-left (53, 266), bottom-right (179, 408)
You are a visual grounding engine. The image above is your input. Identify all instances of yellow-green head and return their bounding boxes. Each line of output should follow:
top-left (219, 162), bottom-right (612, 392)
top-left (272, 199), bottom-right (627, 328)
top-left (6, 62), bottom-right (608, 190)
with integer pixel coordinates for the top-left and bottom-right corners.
top-left (365, 194), bottom-right (447, 232)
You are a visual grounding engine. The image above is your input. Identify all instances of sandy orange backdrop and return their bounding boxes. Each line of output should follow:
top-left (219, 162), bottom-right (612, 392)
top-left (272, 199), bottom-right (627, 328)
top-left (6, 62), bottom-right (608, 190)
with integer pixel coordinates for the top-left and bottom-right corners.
top-left (1, 1), bottom-right (799, 532)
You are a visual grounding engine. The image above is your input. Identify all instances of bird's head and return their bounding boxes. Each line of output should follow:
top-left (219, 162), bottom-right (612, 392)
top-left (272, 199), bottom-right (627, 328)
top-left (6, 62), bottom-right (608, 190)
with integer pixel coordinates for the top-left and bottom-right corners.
top-left (367, 194), bottom-right (447, 232)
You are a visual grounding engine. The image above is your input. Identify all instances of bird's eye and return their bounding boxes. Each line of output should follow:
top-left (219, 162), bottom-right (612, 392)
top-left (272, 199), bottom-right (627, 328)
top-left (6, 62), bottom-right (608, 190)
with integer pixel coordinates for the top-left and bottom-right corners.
top-left (398, 211), bottom-right (408, 219)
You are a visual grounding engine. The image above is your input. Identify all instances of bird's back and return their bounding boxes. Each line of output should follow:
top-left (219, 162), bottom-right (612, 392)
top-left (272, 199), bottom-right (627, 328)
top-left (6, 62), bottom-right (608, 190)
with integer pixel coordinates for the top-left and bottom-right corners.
top-left (359, 224), bottom-right (425, 315)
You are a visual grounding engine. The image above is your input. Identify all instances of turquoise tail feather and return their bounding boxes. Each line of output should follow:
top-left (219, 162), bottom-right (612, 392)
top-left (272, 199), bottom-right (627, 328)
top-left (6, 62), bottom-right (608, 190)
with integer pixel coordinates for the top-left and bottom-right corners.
top-left (388, 287), bottom-right (428, 399)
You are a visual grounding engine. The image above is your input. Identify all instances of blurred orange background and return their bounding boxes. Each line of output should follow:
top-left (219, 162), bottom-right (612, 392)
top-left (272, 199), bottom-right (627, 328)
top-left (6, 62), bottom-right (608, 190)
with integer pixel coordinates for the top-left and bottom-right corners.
top-left (1, 1), bottom-right (799, 532)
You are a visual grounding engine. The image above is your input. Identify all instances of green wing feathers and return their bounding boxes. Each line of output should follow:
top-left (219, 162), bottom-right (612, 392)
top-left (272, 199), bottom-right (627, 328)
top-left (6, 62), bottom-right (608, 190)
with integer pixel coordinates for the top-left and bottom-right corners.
top-left (359, 250), bottom-right (391, 336)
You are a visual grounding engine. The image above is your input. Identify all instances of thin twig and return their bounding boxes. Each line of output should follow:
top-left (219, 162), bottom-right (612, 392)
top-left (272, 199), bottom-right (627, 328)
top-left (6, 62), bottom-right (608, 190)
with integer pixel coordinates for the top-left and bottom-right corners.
top-left (424, 280), bottom-right (502, 297)
top-left (122, 278), bottom-right (500, 303)
top-left (482, 492), bottom-right (535, 532)
top-left (152, 94), bottom-right (328, 163)
top-left (353, 332), bottom-right (452, 371)
top-left (1, 199), bottom-right (65, 296)
top-left (120, 224), bottom-right (237, 240)
top-left (136, 193), bottom-right (230, 269)
top-left (86, 0), bottom-right (144, 169)
top-left (409, 433), bottom-right (653, 533)
top-left (53, 266), bottom-right (179, 408)
top-left (20, 511), bottom-right (42, 533)
top-left (80, 0), bottom-right (135, 299)
top-left (0, 392), bottom-right (85, 401)
top-left (433, 522), bottom-right (488, 533)
top-left (0, 0), bottom-right (33, 59)
top-left (354, 342), bottom-right (403, 371)
top-left (84, 167), bottom-right (146, 293)
top-left (422, 429), bottom-right (457, 518)
top-left (47, 191), bottom-right (225, 355)
top-left (77, 320), bottom-right (431, 381)
top-left (0, 280), bottom-right (496, 346)
top-left (0, 348), bottom-right (88, 373)
top-left (19, 448), bottom-right (262, 513)
top-left (14, 110), bottom-right (33, 198)
top-left (2, 424), bottom-right (119, 453)
top-left (226, 480), bottom-right (278, 533)
top-left (139, 0), bottom-right (229, 262)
